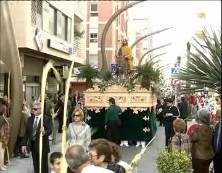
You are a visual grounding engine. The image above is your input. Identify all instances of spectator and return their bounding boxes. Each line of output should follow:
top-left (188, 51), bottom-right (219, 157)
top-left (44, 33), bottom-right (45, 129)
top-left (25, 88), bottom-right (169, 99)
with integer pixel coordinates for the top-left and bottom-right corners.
top-left (109, 141), bottom-right (129, 170)
top-left (213, 121), bottom-right (221, 173)
top-left (169, 118), bottom-right (190, 153)
top-left (88, 139), bottom-right (125, 173)
top-left (22, 102), bottom-right (52, 173)
top-left (67, 108), bottom-right (91, 150)
top-left (188, 108), bottom-right (214, 173)
top-left (65, 144), bottom-right (114, 173)
top-left (55, 94), bottom-right (64, 133)
top-left (163, 98), bottom-right (179, 147)
top-left (49, 152), bottom-right (62, 173)
top-left (0, 104), bottom-right (10, 171)
top-left (14, 100), bottom-right (30, 158)
top-left (178, 97), bottom-right (188, 120)
top-left (156, 99), bottom-right (164, 126)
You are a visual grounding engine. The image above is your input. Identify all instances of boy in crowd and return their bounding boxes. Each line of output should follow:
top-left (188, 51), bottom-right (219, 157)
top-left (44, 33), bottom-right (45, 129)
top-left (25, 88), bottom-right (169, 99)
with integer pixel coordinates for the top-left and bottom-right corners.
top-left (49, 152), bottom-right (62, 173)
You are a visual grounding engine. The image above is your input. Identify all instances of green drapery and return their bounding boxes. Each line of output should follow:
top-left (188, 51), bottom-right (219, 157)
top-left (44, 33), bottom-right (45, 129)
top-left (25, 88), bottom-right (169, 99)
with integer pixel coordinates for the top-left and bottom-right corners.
top-left (86, 107), bottom-right (157, 142)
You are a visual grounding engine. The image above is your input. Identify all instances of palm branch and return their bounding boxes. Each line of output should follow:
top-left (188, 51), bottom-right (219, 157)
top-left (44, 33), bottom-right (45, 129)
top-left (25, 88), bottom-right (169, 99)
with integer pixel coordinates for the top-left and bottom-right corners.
top-left (77, 63), bottom-right (100, 89)
top-left (175, 28), bottom-right (221, 94)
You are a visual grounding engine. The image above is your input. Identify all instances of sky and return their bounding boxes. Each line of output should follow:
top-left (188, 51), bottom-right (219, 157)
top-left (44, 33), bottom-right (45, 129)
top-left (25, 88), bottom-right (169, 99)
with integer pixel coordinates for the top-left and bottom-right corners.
top-left (128, 1), bottom-right (221, 78)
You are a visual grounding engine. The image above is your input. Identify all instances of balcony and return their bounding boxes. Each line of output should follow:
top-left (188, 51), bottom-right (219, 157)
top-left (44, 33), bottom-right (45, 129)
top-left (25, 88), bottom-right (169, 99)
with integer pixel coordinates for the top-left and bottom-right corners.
top-left (73, 37), bottom-right (86, 61)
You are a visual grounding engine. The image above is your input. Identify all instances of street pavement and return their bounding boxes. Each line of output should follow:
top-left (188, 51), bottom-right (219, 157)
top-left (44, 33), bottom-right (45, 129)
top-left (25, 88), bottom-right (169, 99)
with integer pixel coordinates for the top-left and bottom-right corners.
top-left (4, 125), bottom-right (165, 173)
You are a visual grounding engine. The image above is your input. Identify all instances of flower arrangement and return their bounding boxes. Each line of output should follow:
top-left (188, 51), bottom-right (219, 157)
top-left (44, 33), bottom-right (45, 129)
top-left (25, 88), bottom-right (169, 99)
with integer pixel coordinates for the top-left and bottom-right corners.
top-left (156, 149), bottom-right (192, 173)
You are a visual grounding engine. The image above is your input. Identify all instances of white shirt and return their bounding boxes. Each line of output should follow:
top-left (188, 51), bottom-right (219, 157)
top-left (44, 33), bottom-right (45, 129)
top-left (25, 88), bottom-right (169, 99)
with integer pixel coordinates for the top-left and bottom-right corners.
top-left (33, 115), bottom-right (42, 128)
top-left (82, 165), bottom-right (114, 173)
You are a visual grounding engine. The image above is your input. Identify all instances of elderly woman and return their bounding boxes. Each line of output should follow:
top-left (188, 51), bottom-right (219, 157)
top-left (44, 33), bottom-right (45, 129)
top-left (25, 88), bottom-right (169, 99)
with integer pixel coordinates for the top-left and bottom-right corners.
top-left (188, 108), bottom-right (214, 173)
top-left (88, 138), bottom-right (126, 173)
top-left (67, 108), bottom-right (91, 150)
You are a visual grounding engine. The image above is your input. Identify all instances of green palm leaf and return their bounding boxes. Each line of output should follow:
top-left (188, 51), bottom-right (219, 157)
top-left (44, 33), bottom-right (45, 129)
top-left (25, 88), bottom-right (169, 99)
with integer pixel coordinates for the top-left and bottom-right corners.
top-left (77, 63), bottom-right (100, 82)
top-left (175, 28), bottom-right (221, 94)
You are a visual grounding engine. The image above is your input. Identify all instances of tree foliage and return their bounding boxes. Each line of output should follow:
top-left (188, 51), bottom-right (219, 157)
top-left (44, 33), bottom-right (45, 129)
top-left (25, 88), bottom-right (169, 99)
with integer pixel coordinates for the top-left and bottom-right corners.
top-left (175, 28), bottom-right (221, 94)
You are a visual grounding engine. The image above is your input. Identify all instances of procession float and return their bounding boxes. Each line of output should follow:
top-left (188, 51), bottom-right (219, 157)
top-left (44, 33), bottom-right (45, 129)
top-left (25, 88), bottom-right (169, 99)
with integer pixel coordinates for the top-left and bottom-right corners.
top-left (81, 39), bottom-right (163, 144)
top-left (84, 84), bottom-right (157, 143)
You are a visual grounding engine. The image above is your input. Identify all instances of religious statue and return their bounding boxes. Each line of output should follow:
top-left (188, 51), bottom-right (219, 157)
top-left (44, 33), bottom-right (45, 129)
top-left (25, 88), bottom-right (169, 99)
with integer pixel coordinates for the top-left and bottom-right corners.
top-left (115, 39), bottom-right (134, 79)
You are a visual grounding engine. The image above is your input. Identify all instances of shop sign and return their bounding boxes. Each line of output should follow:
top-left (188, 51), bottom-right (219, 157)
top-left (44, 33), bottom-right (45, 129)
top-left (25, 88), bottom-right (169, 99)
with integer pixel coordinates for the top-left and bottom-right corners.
top-left (48, 39), bottom-right (73, 54)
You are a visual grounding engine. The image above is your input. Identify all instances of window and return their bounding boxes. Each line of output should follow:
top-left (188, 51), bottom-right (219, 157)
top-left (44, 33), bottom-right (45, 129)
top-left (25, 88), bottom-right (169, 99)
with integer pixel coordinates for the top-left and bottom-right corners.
top-left (66, 18), bottom-right (72, 43)
top-left (90, 3), bottom-right (98, 17)
top-left (33, 1), bottom-right (72, 42)
top-left (90, 33), bottom-right (98, 43)
top-left (57, 11), bottom-right (66, 40)
top-left (49, 6), bottom-right (56, 35)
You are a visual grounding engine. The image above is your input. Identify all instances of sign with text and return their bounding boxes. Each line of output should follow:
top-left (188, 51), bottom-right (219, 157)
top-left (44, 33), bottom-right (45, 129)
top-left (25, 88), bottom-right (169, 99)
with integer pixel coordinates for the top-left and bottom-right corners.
top-left (48, 39), bottom-right (72, 54)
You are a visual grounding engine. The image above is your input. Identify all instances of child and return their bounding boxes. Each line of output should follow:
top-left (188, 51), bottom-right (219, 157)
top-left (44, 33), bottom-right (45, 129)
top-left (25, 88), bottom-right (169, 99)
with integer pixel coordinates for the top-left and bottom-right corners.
top-left (49, 152), bottom-right (62, 173)
top-left (169, 118), bottom-right (190, 153)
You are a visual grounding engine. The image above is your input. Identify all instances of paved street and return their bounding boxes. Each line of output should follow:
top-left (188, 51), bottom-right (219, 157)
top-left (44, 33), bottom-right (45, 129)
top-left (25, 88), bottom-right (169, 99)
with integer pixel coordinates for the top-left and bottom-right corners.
top-left (5, 125), bottom-right (165, 173)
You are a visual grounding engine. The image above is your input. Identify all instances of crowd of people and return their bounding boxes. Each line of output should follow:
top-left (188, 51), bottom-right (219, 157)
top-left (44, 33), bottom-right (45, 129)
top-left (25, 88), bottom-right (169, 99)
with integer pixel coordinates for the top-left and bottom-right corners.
top-left (156, 95), bottom-right (221, 173)
top-left (0, 91), bottom-right (221, 173)
top-left (0, 93), bottom-right (129, 173)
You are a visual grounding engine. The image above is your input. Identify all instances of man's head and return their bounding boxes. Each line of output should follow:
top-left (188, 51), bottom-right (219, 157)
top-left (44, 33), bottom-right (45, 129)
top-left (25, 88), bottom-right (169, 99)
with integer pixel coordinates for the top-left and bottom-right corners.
top-left (166, 98), bottom-right (174, 107)
top-left (109, 97), bottom-right (115, 105)
top-left (65, 145), bottom-right (88, 172)
top-left (49, 152), bottom-right (63, 173)
top-left (32, 102), bottom-right (42, 116)
top-left (88, 138), bottom-right (112, 166)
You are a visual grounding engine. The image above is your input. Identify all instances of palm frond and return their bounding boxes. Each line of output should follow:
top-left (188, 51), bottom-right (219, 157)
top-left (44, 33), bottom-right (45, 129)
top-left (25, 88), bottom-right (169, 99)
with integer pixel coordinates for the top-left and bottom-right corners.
top-left (175, 28), bottom-right (221, 94)
top-left (77, 63), bottom-right (100, 82)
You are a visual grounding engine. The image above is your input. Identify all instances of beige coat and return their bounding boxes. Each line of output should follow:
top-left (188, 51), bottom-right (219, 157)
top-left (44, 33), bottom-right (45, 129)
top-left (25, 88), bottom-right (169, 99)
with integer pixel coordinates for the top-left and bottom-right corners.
top-left (19, 111), bottom-right (30, 137)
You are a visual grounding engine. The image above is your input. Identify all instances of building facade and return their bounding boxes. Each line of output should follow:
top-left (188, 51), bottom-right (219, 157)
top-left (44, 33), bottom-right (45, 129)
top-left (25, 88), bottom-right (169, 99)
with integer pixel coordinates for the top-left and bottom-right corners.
top-left (0, 1), bottom-right (86, 103)
top-left (86, 1), bottom-right (129, 69)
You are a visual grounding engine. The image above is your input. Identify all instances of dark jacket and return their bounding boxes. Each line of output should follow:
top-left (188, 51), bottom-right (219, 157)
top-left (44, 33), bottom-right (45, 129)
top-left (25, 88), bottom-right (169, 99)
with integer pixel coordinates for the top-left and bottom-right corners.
top-left (213, 121), bottom-right (221, 154)
top-left (178, 101), bottom-right (188, 119)
top-left (22, 114), bottom-right (52, 153)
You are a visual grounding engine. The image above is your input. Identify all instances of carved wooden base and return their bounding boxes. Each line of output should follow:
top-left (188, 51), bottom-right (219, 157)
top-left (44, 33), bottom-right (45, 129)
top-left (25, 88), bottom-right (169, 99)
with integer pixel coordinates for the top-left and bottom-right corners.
top-left (84, 84), bottom-right (157, 113)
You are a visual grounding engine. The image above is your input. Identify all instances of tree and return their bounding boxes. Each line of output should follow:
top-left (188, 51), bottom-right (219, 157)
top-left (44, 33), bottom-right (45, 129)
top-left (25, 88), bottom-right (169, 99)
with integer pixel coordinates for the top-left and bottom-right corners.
top-left (175, 28), bottom-right (221, 94)
top-left (77, 63), bottom-right (100, 89)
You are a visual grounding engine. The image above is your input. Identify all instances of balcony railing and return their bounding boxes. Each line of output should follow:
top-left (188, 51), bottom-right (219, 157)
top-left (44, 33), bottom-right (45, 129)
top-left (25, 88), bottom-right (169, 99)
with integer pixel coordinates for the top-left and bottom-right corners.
top-left (73, 37), bottom-right (85, 58)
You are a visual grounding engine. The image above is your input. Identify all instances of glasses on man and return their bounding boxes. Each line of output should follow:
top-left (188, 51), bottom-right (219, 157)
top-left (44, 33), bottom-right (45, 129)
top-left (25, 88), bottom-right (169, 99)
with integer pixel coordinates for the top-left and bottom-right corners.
top-left (33, 108), bottom-right (40, 111)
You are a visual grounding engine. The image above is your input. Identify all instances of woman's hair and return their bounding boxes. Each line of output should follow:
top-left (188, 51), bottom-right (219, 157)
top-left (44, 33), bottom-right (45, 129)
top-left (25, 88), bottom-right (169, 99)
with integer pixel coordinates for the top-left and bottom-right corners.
top-left (173, 118), bottom-right (186, 133)
top-left (196, 108), bottom-right (211, 125)
top-left (110, 142), bottom-right (121, 163)
top-left (72, 108), bottom-right (84, 121)
top-left (88, 138), bottom-right (112, 163)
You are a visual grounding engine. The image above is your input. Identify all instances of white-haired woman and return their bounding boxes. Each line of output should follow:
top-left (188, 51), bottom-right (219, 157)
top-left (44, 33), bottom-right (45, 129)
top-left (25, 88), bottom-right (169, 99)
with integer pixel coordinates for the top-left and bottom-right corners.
top-left (188, 108), bottom-right (214, 173)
